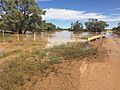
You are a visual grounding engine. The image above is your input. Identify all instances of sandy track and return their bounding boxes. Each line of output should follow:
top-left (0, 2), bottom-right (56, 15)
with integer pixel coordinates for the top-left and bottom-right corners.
top-left (78, 37), bottom-right (120, 90)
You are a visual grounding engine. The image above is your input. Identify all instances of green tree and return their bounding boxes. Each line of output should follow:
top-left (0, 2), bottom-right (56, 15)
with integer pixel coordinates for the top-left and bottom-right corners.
top-left (39, 21), bottom-right (56, 31)
top-left (0, 0), bottom-right (45, 34)
top-left (94, 21), bottom-right (109, 32)
top-left (117, 23), bottom-right (120, 31)
top-left (85, 22), bottom-right (95, 31)
top-left (112, 23), bottom-right (120, 32)
top-left (118, 23), bottom-right (120, 27)
top-left (85, 19), bottom-right (109, 32)
top-left (71, 20), bottom-right (83, 31)
top-left (46, 23), bottom-right (56, 31)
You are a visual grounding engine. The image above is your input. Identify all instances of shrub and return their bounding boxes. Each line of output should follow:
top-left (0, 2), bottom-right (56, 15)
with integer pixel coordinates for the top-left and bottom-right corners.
top-left (46, 42), bottom-right (97, 61)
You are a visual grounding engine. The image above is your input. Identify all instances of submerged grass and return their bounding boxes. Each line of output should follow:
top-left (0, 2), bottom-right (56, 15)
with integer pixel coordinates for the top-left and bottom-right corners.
top-left (47, 42), bottom-right (97, 60)
top-left (0, 42), bottom-right (98, 90)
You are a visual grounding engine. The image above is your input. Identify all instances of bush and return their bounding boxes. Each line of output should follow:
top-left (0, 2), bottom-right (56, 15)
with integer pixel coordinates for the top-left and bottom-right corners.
top-left (47, 42), bottom-right (97, 61)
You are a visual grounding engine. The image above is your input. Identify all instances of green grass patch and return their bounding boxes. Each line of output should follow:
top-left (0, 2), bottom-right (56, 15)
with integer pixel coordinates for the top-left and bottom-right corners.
top-left (47, 43), bottom-right (97, 61)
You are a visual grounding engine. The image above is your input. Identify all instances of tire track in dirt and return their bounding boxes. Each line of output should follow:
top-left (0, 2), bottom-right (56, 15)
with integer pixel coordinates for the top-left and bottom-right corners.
top-left (78, 36), bottom-right (120, 90)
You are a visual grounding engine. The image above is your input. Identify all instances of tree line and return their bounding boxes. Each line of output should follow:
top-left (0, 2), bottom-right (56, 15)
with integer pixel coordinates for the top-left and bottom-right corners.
top-left (70, 19), bottom-right (109, 32)
top-left (1, 0), bottom-right (118, 34)
top-left (112, 23), bottom-right (120, 33)
top-left (0, 0), bottom-right (56, 34)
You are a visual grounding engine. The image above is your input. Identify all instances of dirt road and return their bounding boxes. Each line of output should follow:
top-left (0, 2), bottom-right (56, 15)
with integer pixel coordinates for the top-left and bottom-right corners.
top-left (30, 34), bottom-right (120, 90)
top-left (78, 37), bottom-right (120, 90)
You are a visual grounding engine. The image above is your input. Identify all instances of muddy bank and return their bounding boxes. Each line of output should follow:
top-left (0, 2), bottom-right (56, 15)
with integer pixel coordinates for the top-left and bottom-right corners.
top-left (1, 36), bottom-right (120, 90)
top-left (30, 37), bottom-right (120, 90)
top-left (27, 39), bottom-right (106, 90)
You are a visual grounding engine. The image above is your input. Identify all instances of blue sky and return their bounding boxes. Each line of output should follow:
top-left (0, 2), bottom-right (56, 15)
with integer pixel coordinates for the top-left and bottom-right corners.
top-left (36, 0), bottom-right (120, 29)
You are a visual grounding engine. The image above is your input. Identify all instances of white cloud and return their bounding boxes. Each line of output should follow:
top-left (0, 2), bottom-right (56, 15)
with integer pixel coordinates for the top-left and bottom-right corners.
top-left (42, 8), bottom-right (120, 22)
top-left (103, 16), bottom-right (120, 22)
top-left (112, 8), bottom-right (120, 10)
top-left (110, 13), bottom-right (120, 16)
top-left (43, 8), bottom-right (106, 20)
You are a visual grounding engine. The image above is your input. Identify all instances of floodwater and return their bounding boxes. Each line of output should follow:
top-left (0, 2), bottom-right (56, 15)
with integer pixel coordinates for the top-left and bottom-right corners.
top-left (40, 31), bottom-right (100, 47)
top-left (0, 30), bottom-right (114, 48)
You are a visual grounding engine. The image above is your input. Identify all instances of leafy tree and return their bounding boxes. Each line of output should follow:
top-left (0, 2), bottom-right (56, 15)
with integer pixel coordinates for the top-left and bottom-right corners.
top-left (85, 19), bottom-right (109, 32)
top-left (0, 0), bottom-right (45, 34)
top-left (70, 20), bottom-right (83, 31)
top-left (46, 23), bottom-right (56, 31)
top-left (113, 23), bottom-right (120, 32)
top-left (94, 21), bottom-right (109, 32)
top-left (39, 21), bottom-right (56, 31)
top-left (85, 22), bottom-right (95, 31)
top-left (112, 27), bottom-right (117, 31)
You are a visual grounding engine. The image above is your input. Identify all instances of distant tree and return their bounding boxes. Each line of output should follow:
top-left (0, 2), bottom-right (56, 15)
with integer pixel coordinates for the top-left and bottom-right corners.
top-left (117, 23), bottom-right (120, 32)
top-left (118, 22), bottom-right (120, 27)
top-left (85, 19), bottom-right (109, 32)
top-left (94, 21), bottom-right (109, 32)
top-left (40, 22), bottom-right (56, 31)
top-left (46, 23), bottom-right (56, 31)
top-left (57, 27), bottom-right (62, 30)
top-left (85, 22), bottom-right (95, 31)
top-left (70, 20), bottom-right (83, 31)
top-left (112, 27), bottom-right (117, 31)
top-left (0, 0), bottom-right (45, 34)
top-left (113, 23), bottom-right (120, 32)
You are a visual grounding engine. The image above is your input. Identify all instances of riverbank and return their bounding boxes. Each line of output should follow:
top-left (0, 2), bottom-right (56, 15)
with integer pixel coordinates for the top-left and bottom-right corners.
top-left (114, 31), bottom-right (120, 35)
top-left (33, 38), bottom-right (107, 90)
top-left (41, 37), bottom-right (120, 90)
top-left (78, 37), bottom-right (120, 90)
top-left (21, 37), bottom-right (120, 90)
top-left (33, 37), bottom-right (120, 90)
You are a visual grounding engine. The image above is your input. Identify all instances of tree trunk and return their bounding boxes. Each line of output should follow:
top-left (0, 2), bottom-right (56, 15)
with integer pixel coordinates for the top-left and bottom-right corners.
top-left (17, 33), bottom-right (20, 41)
top-left (23, 30), bottom-right (27, 34)
top-left (18, 18), bottom-right (25, 34)
top-left (3, 30), bottom-right (5, 38)
top-left (18, 30), bottom-right (22, 34)
top-left (33, 32), bottom-right (36, 41)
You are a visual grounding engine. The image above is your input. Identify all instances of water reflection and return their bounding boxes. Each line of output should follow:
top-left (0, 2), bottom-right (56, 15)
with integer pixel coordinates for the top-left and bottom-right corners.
top-left (105, 32), bottom-right (113, 38)
top-left (41, 31), bottom-right (98, 47)
top-left (1, 31), bottom-right (112, 48)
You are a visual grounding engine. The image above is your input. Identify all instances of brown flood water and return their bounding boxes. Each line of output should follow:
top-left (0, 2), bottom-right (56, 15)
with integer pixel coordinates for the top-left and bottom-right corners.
top-left (0, 30), bottom-right (114, 48)
top-left (41, 31), bottom-right (100, 47)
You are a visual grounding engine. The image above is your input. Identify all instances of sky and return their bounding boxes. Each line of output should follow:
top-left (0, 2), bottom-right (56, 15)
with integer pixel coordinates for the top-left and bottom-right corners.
top-left (36, 0), bottom-right (120, 29)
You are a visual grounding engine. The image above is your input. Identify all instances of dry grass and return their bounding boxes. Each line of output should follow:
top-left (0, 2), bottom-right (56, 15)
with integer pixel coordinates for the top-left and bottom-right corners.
top-left (0, 34), bottom-right (47, 63)
top-left (0, 34), bottom-right (47, 51)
